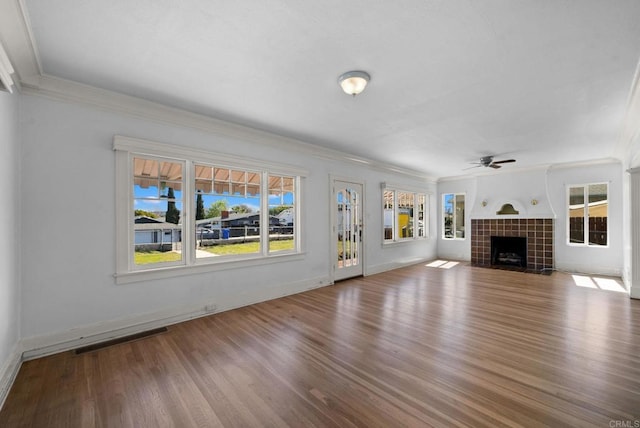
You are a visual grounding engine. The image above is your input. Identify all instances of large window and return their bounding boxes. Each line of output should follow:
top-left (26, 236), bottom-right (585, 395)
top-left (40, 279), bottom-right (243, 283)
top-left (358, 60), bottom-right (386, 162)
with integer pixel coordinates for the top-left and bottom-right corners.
top-left (193, 165), bottom-right (263, 258)
top-left (443, 193), bottom-right (465, 239)
top-left (115, 137), bottom-right (304, 282)
top-left (383, 187), bottom-right (428, 243)
top-left (133, 157), bottom-right (185, 266)
top-left (568, 183), bottom-right (608, 246)
top-left (268, 175), bottom-right (295, 252)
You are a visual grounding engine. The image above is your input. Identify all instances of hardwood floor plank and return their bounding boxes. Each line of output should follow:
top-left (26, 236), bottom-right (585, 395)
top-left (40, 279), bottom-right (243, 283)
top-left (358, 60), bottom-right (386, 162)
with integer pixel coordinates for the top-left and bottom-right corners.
top-left (1, 263), bottom-right (639, 427)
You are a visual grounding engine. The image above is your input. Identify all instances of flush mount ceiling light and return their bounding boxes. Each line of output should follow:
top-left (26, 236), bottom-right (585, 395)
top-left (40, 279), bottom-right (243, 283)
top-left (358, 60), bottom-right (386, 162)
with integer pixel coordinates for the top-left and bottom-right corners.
top-left (338, 70), bottom-right (370, 96)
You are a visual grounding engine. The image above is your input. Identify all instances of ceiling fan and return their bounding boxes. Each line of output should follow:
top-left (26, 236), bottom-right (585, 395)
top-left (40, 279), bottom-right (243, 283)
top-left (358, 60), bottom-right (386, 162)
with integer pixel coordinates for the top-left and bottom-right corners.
top-left (466, 155), bottom-right (516, 169)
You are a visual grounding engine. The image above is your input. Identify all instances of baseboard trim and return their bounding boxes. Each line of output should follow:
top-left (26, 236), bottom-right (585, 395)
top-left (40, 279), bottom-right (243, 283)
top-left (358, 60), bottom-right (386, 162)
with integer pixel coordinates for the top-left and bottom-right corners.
top-left (0, 344), bottom-right (22, 411)
top-left (365, 257), bottom-right (432, 276)
top-left (554, 262), bottom-right (622, 278)
top-left (21, 275), bottom-right (331, 361)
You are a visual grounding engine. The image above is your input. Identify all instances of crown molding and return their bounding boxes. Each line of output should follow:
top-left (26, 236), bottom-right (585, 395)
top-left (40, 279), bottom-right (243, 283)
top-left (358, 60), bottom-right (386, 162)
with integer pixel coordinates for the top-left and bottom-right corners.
top-left (20, 73), bottom-right (435, 182)
top-left (545, 157), bottom-right (621, 171)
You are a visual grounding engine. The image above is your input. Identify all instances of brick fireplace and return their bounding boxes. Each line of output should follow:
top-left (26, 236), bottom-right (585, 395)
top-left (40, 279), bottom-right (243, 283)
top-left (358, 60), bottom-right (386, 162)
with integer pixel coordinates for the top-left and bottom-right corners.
top-left (471, 218), bottom-right (553, 273)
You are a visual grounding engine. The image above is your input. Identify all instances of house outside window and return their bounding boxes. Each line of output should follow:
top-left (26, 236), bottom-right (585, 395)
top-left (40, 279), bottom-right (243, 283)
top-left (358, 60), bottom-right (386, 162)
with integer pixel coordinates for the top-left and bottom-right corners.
top-left (268, 175), bottom-right (296, 252)
top-left (193, 164), bottom-right (264, 258)
top-left (567, 183), bottom-right (608, 246)
top-left (443, 193), bottom-right (465, 239)
top-left (133, 156), bottom-right (185, 267)
top-left (115, 136), bottom-right (305, 283)
top-left (383, 187), bottom-right (428, 243)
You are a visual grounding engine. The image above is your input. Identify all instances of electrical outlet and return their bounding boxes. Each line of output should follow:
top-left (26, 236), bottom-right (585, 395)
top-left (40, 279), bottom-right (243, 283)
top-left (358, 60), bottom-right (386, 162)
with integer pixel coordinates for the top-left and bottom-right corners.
top-left (204, 304), bottom-right (217, 313)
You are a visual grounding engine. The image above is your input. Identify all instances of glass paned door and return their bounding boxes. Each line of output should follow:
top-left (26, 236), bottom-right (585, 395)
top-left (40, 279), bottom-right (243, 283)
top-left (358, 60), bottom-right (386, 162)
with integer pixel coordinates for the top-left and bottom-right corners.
top-left (334, 181), bottom-right (363, 281)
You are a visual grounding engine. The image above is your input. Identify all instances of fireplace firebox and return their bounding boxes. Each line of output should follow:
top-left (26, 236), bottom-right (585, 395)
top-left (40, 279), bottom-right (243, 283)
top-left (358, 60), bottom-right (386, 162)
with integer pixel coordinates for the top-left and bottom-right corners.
top-left (491, 236), bottom-right (527, 268)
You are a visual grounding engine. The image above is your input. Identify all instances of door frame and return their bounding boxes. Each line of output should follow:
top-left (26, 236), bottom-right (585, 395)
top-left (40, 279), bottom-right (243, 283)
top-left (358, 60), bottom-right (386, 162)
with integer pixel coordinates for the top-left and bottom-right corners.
top-left (329, 175), bottom-right (365, 283)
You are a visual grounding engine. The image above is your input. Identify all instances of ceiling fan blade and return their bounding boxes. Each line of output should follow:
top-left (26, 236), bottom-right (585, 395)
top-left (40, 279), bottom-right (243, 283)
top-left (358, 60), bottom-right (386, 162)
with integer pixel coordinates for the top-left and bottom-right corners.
top-left (489, 164), bottom-right (502, 169)
top-left (491, 159), bottom-right (516, 165)
top-left (463, 165), bottom-right (482, 170)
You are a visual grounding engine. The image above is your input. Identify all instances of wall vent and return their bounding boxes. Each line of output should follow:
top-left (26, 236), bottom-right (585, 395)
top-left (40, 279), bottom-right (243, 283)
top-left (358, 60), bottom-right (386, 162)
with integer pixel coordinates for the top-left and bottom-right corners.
top-left (74, 327), bottom-right (168, 354)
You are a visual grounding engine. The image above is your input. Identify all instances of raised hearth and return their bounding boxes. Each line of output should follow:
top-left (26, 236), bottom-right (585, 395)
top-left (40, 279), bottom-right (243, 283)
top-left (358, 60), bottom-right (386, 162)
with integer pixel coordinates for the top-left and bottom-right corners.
top-left (472, 218), bottom-right (553, 273)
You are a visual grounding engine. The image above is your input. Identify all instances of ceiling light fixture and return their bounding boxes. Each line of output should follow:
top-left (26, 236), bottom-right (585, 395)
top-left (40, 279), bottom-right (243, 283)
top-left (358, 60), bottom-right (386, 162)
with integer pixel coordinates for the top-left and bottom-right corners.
top-left (338, 70), bottom-right (370, 96)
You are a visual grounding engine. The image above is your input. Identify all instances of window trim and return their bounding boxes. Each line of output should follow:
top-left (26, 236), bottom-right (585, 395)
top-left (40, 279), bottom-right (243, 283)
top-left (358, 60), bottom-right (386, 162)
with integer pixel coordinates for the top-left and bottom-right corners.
top-left (442, 192), bottom-right (465, 240)
top-left (130, 154), bottom-right (189, 271)
top-left (566, 182), bottom-right (609, 248)
top-left (114, 135), bottom-right (307, 284)
top-left (382, 184), bottom-right (429, 244)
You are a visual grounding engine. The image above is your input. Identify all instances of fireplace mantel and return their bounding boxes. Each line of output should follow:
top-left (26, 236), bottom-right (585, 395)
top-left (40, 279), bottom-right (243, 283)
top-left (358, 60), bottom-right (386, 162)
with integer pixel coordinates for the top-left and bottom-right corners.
top-left (471, 218), bottom-right (553, 273)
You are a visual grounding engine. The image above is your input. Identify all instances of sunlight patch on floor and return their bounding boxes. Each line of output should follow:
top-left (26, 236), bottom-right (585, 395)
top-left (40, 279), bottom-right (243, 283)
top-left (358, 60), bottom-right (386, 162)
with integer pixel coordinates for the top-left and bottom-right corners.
top-left (593, 277), bottom-right (627, 293)
top-left (571, 275), bottom-right (627, 293)
top-left (426, 260), bottom-right (459, 269)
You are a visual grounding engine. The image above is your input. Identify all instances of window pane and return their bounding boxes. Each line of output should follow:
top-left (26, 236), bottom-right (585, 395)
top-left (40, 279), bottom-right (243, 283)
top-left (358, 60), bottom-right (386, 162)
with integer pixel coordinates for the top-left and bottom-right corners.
top-left (569, 186), bottom-right (585, 244)
top-left (133, 179), bottom-right (160, 199)
top-left (417, 194), bottom-right (426, 237)
top-left (194, 165), bottom-right (213, 180)
top-left (133, 158), bottom-right (183, 267)
top-left (230, 170), bottom-right (246, 183)
top-left (337, 188), bottom-right (359, 267)
top-left (195, 179), bottom-right (212, 194)
top-left (398, 191), bottom-right (414, 238)
top-left (160, 181), bottom-right (182, 199)
top-left (246, 184), bottom-right (260, 197)
top-left (214, 168), bottom-right (230, 181)
top-left (443, 194), bottom-right (454, 238)
top-left (383, 190), bottom-right (394, 241)
top-left (282, 177), bottom-right (294, 192)
top-left (195, 164), bottom-right (261, 259)
top-left (231, 183), bottom-right (246, 196)
top-left (247, 172), bottom-right (260, 184)
top-left (159, 162), bottom-right (182, 181)
top-left (134, 158), bottom-right (158, 179)
top-left (269, 175), bottom-right (295, 252)
top-left (588, 184), bottom-right (607, 246)
top-left (212, 181), bottom-right (227, 195)
top-left (269, 176), bottom-right (283, 196)
top-left (455, 194), bottom-right (465, 238)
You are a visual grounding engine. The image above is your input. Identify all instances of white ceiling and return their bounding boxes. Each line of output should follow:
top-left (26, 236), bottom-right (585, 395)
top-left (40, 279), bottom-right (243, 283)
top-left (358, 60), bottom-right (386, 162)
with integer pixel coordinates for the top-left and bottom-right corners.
top-left (11, 1), bottom-right (640, 177)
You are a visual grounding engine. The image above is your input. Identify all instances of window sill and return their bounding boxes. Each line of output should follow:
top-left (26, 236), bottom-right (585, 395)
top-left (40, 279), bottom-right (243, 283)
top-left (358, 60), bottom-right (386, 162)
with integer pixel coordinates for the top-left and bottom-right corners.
top-left (566, 243), bottom-right (609, 249)
top-left (115, 252), bottom-right (305, 284)
top-left (382, 238), bottom-right (428, 247)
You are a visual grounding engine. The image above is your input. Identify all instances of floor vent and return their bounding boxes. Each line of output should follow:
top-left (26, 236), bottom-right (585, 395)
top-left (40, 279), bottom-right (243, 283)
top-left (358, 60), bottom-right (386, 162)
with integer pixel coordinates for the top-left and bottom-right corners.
top-left (74, 327), bottom-right (168, 354)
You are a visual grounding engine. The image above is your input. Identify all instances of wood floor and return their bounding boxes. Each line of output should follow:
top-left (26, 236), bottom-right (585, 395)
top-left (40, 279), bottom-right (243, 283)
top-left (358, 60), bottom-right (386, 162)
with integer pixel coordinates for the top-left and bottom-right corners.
top-left (2, 262), bottom-right (639, 427)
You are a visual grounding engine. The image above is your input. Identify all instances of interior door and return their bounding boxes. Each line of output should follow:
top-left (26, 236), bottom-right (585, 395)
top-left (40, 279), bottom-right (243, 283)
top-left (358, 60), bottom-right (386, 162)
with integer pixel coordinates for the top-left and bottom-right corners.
top-left (333, 180), bottom-right (363, 281)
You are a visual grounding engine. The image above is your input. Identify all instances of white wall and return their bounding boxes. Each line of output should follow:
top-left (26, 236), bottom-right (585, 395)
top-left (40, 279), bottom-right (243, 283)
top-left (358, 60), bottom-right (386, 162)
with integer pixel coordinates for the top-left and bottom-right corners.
top-left (547, 162), bottom-right (623, 276)
top-left (0, 89), bottom-right (21, 400)
top-left (18, 95), bottom-right (437, 350)
top-left (437, 163), bottom-right (623, 277)
top-left (470, 169), bottom-right (556, 220)
top-left (436, 177), bottom-right (475, 261)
